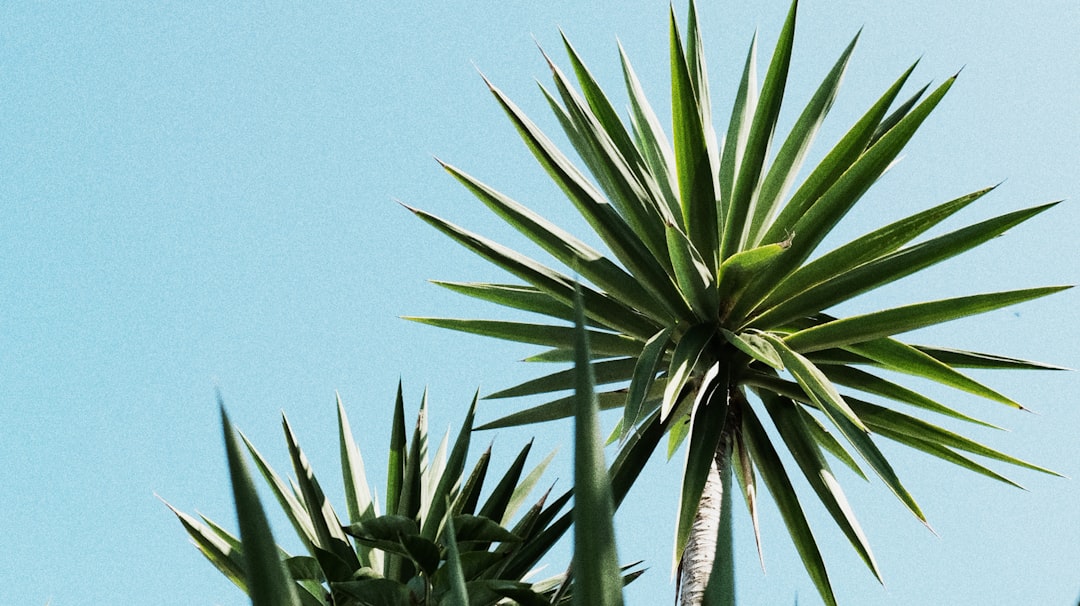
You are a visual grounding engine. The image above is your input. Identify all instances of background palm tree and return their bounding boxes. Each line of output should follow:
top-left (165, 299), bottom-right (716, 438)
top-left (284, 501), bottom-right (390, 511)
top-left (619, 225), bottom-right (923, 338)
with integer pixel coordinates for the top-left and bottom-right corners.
top-left (171, 387), bottom-right (641, 605)
top-left (173, 291), bottom-right (642, 606)
top-left (406, 1), bottom-right (1068, 604)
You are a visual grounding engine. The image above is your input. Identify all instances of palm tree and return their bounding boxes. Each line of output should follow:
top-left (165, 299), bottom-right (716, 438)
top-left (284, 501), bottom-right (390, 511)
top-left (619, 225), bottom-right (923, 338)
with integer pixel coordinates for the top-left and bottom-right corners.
top-left (405, 1), bottom-right (1067, 604)
top-left (168, 388), bottom-right (643, 605)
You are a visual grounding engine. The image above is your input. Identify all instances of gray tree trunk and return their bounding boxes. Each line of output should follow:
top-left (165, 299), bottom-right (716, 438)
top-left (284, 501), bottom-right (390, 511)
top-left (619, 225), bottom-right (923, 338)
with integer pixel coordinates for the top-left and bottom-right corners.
top-left (678, 438), bottom-right (733, 606)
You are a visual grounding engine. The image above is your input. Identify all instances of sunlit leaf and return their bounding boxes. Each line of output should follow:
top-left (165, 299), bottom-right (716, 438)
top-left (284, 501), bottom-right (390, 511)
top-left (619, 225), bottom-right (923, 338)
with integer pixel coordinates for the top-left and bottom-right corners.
top-left (663, 323), bottom-right (716, 419)
top-left (282, 415), bottom-right (360, 578)
top-left (622, 327), bottom-right (673, 441)
top-left (753, 201), bottom-right (1059, 328)
top-left (786, 286), bottom-right (1070, 353)
top-left (421, 395), bottom-right (476, 541)
top-left (337, 394), bottom-right (381, 570)
top-left (620, 43), bottom-right (681, 222)
top-left (717, 243), bottom-right (789, 324)
top-left (741, 405), bottom-right (837, 606)
top-left (670, 5), bottom-right (718, 271)
top-left (747, 33), bottom-right (859, 246)
top-left (760, 391), bottom-right (882, 582)
top-left (721, 329), bottom-right (784, 370)
top-left (666, 221), bottom-right (719, 318)
top-left (482, 74), bottom-right (689, 317)
top-left (720, 0), bottom-right (797, 260)
top-left (763, 333), bottom-right (867, 432)
top-left (752, 186), bottom-right (997, 317)
top-left (164, 503), bottom-right (247, 591)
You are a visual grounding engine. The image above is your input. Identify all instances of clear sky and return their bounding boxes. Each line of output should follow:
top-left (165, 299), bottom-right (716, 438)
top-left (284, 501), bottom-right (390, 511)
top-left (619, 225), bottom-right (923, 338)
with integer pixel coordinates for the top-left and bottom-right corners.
top-left (2, 2), bottom-right (1077, 605)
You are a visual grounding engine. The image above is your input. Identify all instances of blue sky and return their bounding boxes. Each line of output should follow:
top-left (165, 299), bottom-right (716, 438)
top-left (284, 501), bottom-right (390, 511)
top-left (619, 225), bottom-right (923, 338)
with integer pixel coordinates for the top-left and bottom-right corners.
top-left (2, 2), bottom-right (1077, 604)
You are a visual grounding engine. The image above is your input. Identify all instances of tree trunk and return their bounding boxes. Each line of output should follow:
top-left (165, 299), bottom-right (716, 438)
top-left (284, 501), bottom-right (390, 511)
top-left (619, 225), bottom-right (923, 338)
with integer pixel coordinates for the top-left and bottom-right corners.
top-left (678, 437), bottom-right (734, 606)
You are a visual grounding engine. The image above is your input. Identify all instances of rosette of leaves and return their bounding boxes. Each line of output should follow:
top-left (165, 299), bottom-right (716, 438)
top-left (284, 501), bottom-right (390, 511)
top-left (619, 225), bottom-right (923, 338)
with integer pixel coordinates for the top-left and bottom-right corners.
top-left (166, 387), bottom-right (643, 605)
top-left (404, 0), bottom-right (1068, 603)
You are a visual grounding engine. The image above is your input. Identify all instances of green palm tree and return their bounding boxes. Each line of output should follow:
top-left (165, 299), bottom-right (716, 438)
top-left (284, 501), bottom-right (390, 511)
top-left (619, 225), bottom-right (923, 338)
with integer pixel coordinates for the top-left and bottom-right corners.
top-left (167, 388), bottom-right (643, 605)
top-left (405, 1), bottom-right (1067, 604)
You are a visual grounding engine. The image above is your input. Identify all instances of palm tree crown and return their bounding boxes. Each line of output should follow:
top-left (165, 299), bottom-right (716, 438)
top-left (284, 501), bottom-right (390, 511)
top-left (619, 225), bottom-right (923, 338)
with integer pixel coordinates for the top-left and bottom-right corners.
top-left (406, 1), bottom-right (1068, 603)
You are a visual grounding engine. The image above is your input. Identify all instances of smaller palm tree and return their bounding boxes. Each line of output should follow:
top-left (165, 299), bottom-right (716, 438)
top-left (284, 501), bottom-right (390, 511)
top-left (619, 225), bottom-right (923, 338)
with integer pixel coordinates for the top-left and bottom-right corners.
top-left (166, 387), bottom-right (642, 605)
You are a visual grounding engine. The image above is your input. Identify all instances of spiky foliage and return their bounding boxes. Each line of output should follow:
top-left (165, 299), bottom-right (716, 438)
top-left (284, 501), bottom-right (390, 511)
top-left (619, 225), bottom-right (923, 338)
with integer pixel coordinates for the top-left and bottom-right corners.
top-left (166, 388), bottom-right (648, 605)
top-left (570, 285), bottom-right (625, 606)
top-left (405, 1), bottom-right (1067, 603)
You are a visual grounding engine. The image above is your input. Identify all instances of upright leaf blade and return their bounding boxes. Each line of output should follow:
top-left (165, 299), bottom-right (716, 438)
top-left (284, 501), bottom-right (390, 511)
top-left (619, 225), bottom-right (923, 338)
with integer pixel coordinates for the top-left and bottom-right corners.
top-left (780, 75), bottom-right (957, 261)
top-left (562, 34), bottom-right (648, 180)
top-left (164, 503), bottom-right (247, 591)
top-left (670, 6), bottom-right (718, 270)
top-left (483, 75), bottom-right (689, 317)
top-left (282, 415), bottom-right (360, 576)
top-left (337, 394), bottom-right (381, 570)
top-left (571, 285), bottom-right (624, 606)
top-left (667, 221), bottom-right (719, 318)
top-left (759, 62), bottom-right (920, 246)
top-left (544, 44), bottom-right (670, 262)
top-left (502, 448), bottom-right (559, 526)
top-left (477, 440), bottom-right (534, 527)
top-left (338, 395), bottom-right (376, 524)
top-left (422, 394), bottom-right (477, 539)
top-left (621, 43), bottom-right (681, 222)
top-left (663, 323), bottom-right (716, 419)
top-left (718, 34), bottom-right (758, 214)
top-left (441, 513), bottom-right (470, 606)
top-left (747, 32), bottom-right (859, 246)
top-left (721, 0), bottom-right (797, 259)
top-left (221, 405), bottom-right (301, 606)
top-left (385, 382), bottom-right (406, 522)
top-left (239, 433), bottom-right (318, 552)
top-left (622, 327), bottom-right (673, 441)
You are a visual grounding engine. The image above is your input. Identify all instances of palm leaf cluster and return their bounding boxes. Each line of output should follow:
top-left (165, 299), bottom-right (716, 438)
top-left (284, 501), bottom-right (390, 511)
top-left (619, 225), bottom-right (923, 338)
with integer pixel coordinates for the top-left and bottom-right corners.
top-left (167, 388), bottom-right (643, 605)
top-left (406, 1), bottom-right (1068, 603)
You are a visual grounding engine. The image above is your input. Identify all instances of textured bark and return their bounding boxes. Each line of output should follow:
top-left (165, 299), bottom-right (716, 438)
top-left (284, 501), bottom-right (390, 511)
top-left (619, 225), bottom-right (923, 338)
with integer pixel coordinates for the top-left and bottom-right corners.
top-left (678, 453), bottom-right (723, 605)
top-left (678, 438), bottom-right (731, 606)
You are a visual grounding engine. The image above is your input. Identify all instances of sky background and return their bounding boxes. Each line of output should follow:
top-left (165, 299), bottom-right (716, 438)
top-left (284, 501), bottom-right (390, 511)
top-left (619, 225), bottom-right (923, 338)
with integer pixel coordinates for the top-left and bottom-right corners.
top-left (2, 2), bottom-right (1078, 604)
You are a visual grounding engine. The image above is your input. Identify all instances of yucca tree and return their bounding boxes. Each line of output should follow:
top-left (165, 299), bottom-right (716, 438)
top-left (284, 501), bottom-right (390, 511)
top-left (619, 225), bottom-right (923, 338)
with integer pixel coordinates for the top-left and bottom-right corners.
top-left (166, 388), bottom-right (643, 605)
top-left (405, 1), bottom-right (1068, 604)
